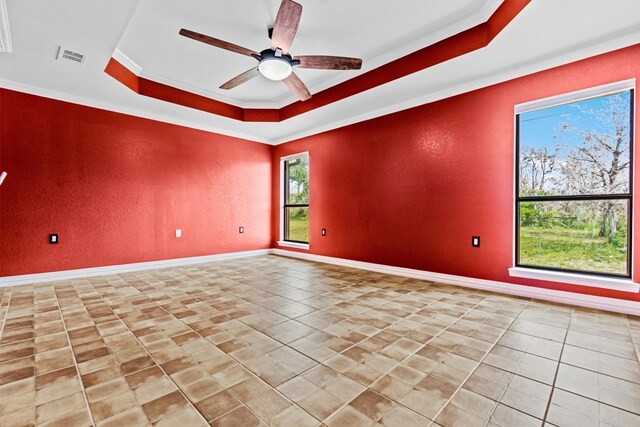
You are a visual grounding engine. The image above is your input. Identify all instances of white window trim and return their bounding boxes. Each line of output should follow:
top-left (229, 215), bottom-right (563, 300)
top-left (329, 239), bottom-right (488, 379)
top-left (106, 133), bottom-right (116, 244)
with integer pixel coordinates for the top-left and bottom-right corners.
top-left (508, 268), bottom-right (639, 293)
top-left (515, 79), bottom-right (635, 114)
top-left (279, 151), bottom-right (310, 251)
top-left (512, 79), bottom-right (638, 292)
top-left (277, 241), bottom-right (310, 250)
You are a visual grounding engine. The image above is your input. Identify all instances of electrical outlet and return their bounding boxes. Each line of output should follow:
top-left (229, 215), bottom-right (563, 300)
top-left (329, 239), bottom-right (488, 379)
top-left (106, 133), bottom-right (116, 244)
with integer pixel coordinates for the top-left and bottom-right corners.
top-left (176, 229), bottom-right (182, 238)
top-left (322, 228), bottom-right (326, 236)
top-left (239, 226), bottom-right (244, 234)
top-left (472, 236), bottom-right (480, 247)
top-left (49, 233), bottom-right (58, 244)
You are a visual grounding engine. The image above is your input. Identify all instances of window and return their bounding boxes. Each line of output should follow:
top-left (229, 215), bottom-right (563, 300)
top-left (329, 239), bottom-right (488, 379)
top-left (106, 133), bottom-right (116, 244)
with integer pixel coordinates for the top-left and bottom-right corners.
top-left (282, 153), bottom-right (309, 245)
top-left (516, 85), bottom-right (633, 278)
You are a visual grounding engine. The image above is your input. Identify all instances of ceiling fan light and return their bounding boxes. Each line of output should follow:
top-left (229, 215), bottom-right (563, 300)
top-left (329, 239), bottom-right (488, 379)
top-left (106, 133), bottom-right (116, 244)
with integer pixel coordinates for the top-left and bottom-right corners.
top-left (258, 58), bottom-right (292, 81)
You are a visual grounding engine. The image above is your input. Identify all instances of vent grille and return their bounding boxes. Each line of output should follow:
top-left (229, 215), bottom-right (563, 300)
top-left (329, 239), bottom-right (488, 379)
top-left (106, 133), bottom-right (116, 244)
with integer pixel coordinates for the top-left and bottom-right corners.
top-left (57, 47), bottom-right (86, 66)
top-left (0, 0), bottom-right (12, 53)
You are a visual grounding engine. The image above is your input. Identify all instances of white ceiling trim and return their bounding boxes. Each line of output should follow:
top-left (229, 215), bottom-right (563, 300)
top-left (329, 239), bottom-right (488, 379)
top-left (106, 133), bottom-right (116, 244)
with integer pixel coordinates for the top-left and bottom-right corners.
top-left (4, 29), bottom-right (638, 147)
top-left (0, 77), bottom-right (273, 145)
top-left (113, 47), bottom-right (282, 109)
top-left (140, 67), bottom-right (250, 108)
top-left (271, 30), bottom-right (640, 144)
top-left (0, 0), bottom-right (12, 53)
top-left (263, 0), bottom-right (505, 107)
top-left (4, 30), bottom-right (638, 147)
top-left (113, 47), bottom-right (257, 109)
top-left (112, 48), bottom-right (142, 75)
top-left (113, 0), bottom-right (503, 110)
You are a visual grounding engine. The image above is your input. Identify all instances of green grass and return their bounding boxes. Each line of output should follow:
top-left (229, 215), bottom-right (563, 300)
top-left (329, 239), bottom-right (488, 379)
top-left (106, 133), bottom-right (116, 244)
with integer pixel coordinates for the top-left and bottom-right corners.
top-left (287, 215), bottom-right (309, 242)
top-left (520, 226), bottom-right (627, 275)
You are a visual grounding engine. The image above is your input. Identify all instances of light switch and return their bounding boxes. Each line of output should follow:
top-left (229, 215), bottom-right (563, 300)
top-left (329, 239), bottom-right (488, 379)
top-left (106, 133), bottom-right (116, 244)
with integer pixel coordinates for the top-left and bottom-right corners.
top-left (472, 236), bottom-right (480, 247)
top-left (49, 233), bottom-right (58, 244)
top-left (176, 229), bottom-right (182, 238)
top-left (239, 226), bottom-right (244, 234)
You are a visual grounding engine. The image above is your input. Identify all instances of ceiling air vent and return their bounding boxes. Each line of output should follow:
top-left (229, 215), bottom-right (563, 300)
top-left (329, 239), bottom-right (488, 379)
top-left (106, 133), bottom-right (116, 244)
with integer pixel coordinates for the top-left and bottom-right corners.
top-left (57, 47), bottom-right (86, 66)
top-left (0, 0), bottom-right (12, 53)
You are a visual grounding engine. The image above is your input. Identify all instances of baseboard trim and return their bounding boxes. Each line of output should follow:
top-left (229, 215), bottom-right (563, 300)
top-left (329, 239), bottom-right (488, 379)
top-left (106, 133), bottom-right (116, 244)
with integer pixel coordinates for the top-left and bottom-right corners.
top-left (271, 249), bottom-right (640, 316)
top-left (3, 248), bottom-right (638, 315)
top-left (0, 249), bottom-right (271, 287)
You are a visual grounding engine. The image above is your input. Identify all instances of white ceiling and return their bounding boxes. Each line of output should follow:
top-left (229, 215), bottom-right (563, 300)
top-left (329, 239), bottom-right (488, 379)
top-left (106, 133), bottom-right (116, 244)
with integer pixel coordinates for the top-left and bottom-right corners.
top-left (116, 0), bottom-right (496, 108)
top-left (1, 0), bottom-right (640, 144)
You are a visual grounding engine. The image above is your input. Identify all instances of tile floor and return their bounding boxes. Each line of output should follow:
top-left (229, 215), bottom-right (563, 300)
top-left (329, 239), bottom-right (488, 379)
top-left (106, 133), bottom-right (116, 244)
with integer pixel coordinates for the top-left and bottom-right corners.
top-left (0, 255), bottom-right (639, 426)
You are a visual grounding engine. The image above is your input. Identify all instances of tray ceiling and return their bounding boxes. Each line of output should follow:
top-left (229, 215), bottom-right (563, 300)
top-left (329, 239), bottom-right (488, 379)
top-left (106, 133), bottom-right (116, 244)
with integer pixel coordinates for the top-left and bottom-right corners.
top-left (0, 0), bottom-right (639, 144)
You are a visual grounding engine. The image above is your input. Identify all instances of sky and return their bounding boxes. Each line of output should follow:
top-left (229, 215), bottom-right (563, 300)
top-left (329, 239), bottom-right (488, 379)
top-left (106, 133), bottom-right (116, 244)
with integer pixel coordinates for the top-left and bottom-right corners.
top-left (518, 90), bottom-right (631, 194)
top-left (518, 90), bottom-right (631, 153)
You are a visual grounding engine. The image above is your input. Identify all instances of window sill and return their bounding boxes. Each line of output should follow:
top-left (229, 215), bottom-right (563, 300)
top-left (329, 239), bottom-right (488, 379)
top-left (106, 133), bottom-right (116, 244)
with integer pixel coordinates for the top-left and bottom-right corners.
top-left (508, 267), bottom-right (639, 293)
top-left (277, 241), bottom-right (310, 250)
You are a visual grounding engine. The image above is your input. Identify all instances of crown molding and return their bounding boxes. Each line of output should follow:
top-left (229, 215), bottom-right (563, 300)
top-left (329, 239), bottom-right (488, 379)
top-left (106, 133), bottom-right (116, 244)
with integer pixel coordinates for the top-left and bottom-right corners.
top-left (272, 30), bottom-right (640, 144)
top-left (112, 48), bottom-right (142, 75)
top-left (113, 0), bottom-right (503, 109)
top-left (274, 0), bottom-right (505, 106)
top-left (0, 77), bottom-right (274, 144)
top-left (0, 0), bottom-right (13, 53)
top-left (114, 48), bottom-right (292, 109)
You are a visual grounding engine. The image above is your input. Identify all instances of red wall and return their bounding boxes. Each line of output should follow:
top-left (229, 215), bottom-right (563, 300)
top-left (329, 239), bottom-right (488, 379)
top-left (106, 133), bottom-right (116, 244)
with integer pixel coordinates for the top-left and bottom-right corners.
top-left (0, 90), bottom-right (273, 276)
top-left (3, 44), bottom-right (640, 304)
top-left (272, 44), bottom-right (640, 302)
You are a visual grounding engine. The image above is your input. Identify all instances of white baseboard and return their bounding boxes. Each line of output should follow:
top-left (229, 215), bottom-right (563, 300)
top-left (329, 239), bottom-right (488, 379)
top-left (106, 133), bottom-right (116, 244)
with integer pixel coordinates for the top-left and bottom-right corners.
top-left (0, 249), bottom-right (271, 287)
top-left (271, 249), bottom-right (640, 316)
top-left (2, 247), bottom-right (639, 316)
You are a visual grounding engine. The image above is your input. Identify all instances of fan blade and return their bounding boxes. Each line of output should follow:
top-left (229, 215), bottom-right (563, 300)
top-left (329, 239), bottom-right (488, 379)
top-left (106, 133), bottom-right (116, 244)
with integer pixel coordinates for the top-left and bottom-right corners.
top-left (283, 72), bottom-right (311, 101)
top-left (179, 28), bottom-right (258, 57)
top-left (220, 67), bottom-right (260, 90)
top-left (295, 55), bottom-right (362, 70)
top-left (271, 0), bottom-right (302, 54)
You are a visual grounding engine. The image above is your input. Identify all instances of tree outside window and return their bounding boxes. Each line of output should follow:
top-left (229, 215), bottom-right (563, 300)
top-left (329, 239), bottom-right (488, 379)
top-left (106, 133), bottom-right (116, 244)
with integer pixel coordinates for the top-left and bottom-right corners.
top-left (517, 89), bottom-right (633, 276)
top-left (284, 156), bottom-right (309, 243)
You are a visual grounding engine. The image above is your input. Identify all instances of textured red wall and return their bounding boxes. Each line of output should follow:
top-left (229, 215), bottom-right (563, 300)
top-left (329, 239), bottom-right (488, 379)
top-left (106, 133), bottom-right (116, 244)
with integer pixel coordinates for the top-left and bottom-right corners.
top-left (272, 44), bottom-right (640, 302)
top-left (0, 90), bottom-right (273, 276)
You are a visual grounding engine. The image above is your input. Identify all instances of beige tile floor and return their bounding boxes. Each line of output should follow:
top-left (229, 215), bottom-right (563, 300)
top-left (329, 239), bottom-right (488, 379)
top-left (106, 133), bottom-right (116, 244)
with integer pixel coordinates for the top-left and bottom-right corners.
top-left (0, 255), bottom-right (639, 426)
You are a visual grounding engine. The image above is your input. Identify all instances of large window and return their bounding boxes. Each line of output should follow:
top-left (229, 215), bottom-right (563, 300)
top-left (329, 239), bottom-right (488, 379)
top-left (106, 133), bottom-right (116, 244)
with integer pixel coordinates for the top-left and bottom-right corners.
top-left (283, 154), bottom-right (309, 244)
top-left (516, 86), bottom-right (633, 277)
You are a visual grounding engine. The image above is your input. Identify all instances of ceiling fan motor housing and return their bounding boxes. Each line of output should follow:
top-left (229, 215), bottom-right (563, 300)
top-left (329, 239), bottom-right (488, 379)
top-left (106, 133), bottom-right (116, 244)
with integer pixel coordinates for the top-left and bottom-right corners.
top-left (253, 49), bottom-right (300, 80)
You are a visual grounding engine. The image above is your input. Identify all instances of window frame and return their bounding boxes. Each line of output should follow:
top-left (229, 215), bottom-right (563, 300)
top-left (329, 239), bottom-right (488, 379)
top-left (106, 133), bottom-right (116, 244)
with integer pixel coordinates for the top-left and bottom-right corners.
top-left (279, 152), bottom-right (310, 249)
top-left (514, 81), bottom-right (635, 280)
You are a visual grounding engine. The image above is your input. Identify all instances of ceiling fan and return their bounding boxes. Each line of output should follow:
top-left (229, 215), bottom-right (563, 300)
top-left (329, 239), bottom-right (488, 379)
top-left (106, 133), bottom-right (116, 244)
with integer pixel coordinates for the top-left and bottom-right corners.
top-left (179, 0), bottom-right (362, 101)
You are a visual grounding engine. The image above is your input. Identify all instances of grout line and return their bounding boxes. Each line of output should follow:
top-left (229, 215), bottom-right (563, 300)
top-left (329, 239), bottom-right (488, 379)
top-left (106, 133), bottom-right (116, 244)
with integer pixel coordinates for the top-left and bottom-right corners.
top-left (545, 312), bottom-right (640, 418)
top-left (13, 257), bottom-right (633, 426)
top-left (110, 262), bottom-right (444, 424)
top-left (268, 272), bottom-right (530, 423)
top-left (540, 308), bottom-right (572, 424)
top-left (427, 299), bottom-right (531, 425)
top-left (50, 283), bottom-right (96, 427)
top-left (82, 277), bottom-right (212, 427)
top-left (294, 293), bottom-right (498, 423)
top-left (175, 259), bottom-right (534, 424)
top-left (0, 286), bottom-right (13, 342)
top-left (359, 294), bottom-right (523, 424)
top-left (125, 262), bottom-right (323, 424)
top-left (626, 314), bottom-right (640, 368)
top-left (110, 268), bottom-right (321, 425)
top-left (3, 258), bottom-right (638, 426)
